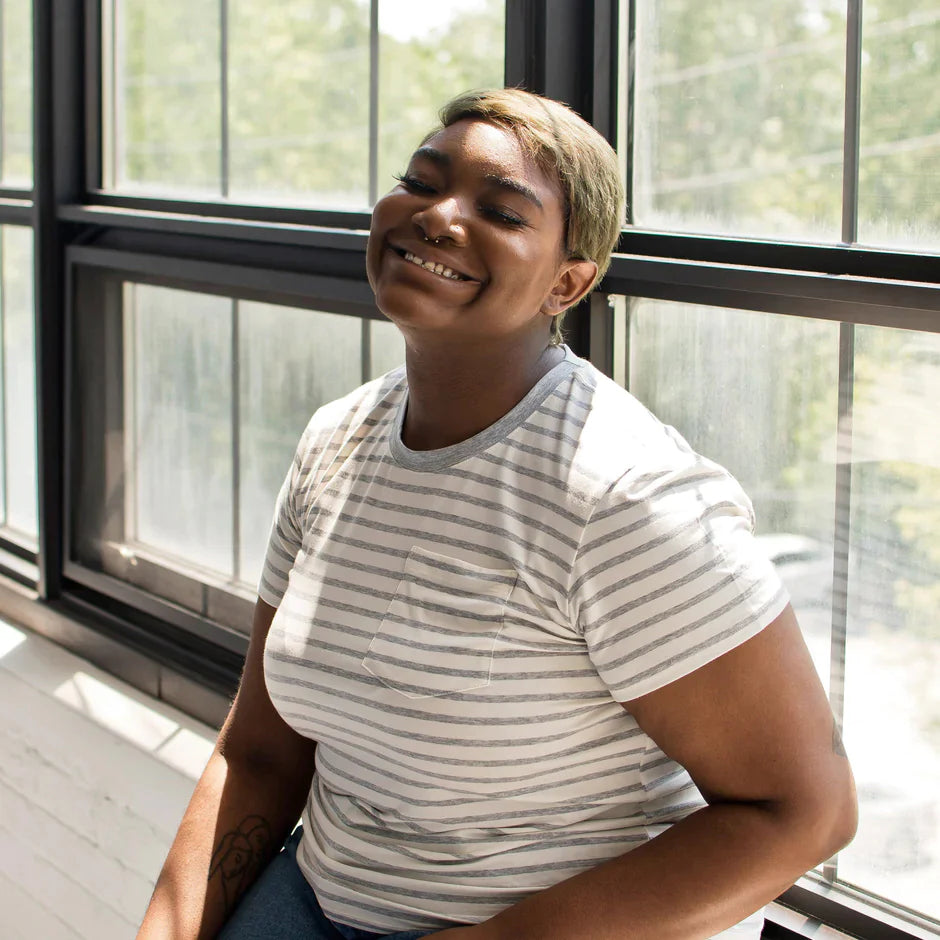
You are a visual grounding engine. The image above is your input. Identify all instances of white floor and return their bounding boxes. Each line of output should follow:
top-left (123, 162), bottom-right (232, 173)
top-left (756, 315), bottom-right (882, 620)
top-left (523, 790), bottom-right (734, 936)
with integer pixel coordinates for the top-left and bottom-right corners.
top-left (0, 616), bottom-right (216, 939)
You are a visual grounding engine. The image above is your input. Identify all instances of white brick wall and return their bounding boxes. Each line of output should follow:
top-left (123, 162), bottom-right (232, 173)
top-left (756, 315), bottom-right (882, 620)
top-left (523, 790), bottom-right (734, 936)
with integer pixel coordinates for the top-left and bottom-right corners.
top-left (0, 617), bottom-right (218, 939)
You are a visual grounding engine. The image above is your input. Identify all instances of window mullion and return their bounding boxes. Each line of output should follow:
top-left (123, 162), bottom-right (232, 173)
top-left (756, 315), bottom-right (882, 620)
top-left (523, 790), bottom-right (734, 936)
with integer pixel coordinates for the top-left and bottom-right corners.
top-left (231, 297), bottom-right (239, 582)
top-left (367, 0), bottom-right (379, 207)
top-left (841, 0), bottom-right (863, 244)
top-left (621, 0), bottom-right (636, 227)
top-left (826, 319), bottom-right (856, 884)
top-left (220, 0), bottom-right (229, 199)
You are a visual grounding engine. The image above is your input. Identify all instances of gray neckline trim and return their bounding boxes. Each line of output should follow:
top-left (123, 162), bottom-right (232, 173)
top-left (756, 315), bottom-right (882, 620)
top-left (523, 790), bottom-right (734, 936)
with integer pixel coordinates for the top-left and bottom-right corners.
top-left (389, 346), bottom-right (581, 472)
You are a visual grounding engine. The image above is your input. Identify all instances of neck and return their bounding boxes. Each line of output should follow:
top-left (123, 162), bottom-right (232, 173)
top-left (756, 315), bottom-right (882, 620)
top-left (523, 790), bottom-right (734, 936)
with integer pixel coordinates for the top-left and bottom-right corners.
top-left (400, 335), bottom-right (564, 451)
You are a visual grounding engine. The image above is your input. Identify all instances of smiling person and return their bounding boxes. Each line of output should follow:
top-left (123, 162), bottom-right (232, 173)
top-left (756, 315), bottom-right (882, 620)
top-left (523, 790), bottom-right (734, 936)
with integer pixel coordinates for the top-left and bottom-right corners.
top-left (138, 89), bottom-right (856, 940)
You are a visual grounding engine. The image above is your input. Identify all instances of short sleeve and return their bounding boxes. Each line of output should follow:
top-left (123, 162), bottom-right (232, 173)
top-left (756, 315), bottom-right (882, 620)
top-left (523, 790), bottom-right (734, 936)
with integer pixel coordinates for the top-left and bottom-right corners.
top-left (570, 451), bottom-right (789, 702)
top-left (257, 432), bottom-right (308, 608)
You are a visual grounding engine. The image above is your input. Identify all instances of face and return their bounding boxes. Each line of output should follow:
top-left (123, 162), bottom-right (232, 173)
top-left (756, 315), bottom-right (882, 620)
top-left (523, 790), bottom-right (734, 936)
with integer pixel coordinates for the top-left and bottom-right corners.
top-left (367, 119), bottom-right (589, 346)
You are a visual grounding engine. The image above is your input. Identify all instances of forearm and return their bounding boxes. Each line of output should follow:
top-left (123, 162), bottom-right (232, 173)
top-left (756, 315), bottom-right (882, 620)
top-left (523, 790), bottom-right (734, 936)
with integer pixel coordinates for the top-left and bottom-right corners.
top-left (452, 798), bottom-right (851, 940)
top-left (137, 747), bottom-right (311, 940)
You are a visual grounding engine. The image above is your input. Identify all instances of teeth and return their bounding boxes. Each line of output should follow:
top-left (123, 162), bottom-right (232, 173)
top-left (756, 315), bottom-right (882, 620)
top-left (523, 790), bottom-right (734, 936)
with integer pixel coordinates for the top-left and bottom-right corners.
top-left (403, 250), bottom-right (464, 281)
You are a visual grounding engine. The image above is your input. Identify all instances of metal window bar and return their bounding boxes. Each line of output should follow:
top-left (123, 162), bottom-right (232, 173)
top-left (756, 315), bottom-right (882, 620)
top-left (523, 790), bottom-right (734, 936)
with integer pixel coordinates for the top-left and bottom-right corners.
top-left (368, 0), bottom-right (379, 207)
top-left (824, 0), bottom-right (864, 883)
top-left (620, 0), bottom-right (636, 226)
top-left (220, 0), bottom-right (229, 199)
top-left (230, 296), bottom-right (240, 580)
top-left (0, 0), bottom-right (6, 180)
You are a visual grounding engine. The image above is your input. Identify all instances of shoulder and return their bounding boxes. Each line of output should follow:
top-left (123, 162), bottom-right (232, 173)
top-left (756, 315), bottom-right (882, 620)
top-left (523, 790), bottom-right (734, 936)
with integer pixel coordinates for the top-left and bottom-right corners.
top-left (558, 356), bottom-right (747, 518)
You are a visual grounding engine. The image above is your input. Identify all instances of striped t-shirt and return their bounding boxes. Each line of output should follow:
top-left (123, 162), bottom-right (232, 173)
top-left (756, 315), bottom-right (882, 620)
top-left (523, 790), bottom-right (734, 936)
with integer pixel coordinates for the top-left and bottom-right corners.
top-left (259, 346), bottom-right (787, 935)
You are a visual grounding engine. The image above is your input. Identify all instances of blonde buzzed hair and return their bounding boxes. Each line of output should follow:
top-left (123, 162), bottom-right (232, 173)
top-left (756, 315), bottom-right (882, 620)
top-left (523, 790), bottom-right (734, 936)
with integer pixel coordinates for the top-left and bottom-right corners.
top-left (431, 88), bottom-right (624, 343)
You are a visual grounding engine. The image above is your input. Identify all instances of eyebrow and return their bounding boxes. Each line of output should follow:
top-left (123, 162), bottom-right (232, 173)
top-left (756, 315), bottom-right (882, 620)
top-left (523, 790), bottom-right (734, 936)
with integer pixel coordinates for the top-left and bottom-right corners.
top-left (483, 174), bottom-right (543, 210)
top-left (410, 147), bottom-right (544, 211)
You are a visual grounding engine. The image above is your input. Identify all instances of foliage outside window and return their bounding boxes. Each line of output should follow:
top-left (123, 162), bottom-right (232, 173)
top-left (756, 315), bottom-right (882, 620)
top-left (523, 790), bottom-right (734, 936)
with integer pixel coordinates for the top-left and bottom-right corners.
top-left (626, 0), bottom-right (940, 250)
top-left (0, 0), bottom-right (32, 187)
top-left (104, 0), bottom-right (505, 206)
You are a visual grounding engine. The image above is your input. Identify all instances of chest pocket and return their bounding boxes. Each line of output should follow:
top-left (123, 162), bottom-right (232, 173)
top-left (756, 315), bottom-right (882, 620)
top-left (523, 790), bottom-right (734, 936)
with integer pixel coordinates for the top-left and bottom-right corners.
top-left (362, 546), bottom-right (517, 699)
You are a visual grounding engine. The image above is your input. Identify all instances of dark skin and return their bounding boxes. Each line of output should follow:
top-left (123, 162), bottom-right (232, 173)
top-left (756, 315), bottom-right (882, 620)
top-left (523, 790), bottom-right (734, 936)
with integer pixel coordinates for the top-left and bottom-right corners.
top-left (139, 119), bottom-right (857, 938)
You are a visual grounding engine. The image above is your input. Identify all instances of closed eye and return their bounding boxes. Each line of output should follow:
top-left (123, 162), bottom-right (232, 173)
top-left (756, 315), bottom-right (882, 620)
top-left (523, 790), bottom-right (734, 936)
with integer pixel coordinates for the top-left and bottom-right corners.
top-left (394, 172), bottom-right (436, 194)
top-left (482, 205), bottom-right (527, 228)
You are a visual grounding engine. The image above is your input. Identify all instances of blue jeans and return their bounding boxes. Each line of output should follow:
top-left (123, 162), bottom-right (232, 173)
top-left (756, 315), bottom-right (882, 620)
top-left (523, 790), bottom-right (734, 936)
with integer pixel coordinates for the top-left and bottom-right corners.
top-left (219, 828), bottom-right (432, 940)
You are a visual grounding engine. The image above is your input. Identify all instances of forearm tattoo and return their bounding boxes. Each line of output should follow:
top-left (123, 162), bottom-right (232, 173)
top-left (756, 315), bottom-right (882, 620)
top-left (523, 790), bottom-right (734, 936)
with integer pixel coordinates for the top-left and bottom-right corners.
top-left (208, 816), bottom-right (273, 914)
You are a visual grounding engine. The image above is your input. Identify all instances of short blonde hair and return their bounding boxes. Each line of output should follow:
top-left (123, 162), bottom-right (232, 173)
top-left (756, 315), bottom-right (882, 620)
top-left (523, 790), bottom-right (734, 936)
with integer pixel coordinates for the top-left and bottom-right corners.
top-left (431, 88), bottom-right (624, 343)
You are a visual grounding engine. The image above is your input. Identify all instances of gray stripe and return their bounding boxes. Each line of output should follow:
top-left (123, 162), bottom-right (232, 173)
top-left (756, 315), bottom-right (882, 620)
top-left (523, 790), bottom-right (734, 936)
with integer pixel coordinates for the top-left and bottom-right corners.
top-left (518, 417), bottom-right (583, 450)
top-left (579, 538), bottom-right (713, 611)
top-left (317, 749), bottom-right (647, 807)
top-left (282, 709), bottom-right (641, 771)
top-left (267, 663), bottom-right (621, 728)
top-left (327, 495), bottom-right (579, 559)
top-left (320, 774), bottom-right (645, 827)
top-left (589, 468), bottom-right (731, 525)
top-left (302, 514), bottom-right (569, 592)
top-left (603, 584), bottom-right (785, 683)
top-left (323, 739), bottom-right (645, 790)
top-left (570, 515), bottom-right (702, 597)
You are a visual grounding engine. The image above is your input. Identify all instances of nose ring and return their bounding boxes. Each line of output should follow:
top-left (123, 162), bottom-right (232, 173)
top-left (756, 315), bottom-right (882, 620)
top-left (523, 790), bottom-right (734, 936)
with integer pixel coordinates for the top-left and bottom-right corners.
top-left (423, 235), bottom-right (443, 245)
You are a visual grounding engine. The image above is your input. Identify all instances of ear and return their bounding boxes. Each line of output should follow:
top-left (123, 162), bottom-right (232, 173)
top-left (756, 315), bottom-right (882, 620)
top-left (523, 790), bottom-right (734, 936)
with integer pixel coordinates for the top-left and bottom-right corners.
top-left (540, 259), bottom-right (598, 316)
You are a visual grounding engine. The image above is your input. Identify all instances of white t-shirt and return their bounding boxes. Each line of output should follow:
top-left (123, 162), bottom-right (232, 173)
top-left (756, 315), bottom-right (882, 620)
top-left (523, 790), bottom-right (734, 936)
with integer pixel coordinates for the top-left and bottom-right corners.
top-left (260, 347), bottom-right (787, 936)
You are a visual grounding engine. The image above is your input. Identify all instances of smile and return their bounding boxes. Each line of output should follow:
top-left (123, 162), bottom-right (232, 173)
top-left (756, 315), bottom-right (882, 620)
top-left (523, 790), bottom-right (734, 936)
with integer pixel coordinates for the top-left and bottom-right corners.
top-left (399, 249), bottom-right (473, 282)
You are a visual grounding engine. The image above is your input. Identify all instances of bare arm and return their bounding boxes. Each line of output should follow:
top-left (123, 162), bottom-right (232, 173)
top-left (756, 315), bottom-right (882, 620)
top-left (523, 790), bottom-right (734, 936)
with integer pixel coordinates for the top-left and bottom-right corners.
top-left (137, 599), bottom-right (317, 939)
top-left (431, 605), bottom-right (857, 940)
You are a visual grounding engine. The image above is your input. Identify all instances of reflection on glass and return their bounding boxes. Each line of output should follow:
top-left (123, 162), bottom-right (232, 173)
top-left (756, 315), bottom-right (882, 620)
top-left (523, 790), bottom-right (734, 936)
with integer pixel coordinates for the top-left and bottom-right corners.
top-left (1, 0), bottom-right (33, 186)
top-left (113, 0), bottom-right (221, 195)
top-left (627, 0), bottom-right (845, 240)
top-left (858, 3), bottom-right (940, 251)
top-left (838, 326), bottom-right (940, 919)
top-left (368, 316), bottom-right (406, 379)
top-left (625, 298), bottom-right (840, 678)
top-left (376, 0), bottom-right (505, 198)
top-left (1, 227), bottom-right (37, 540)
top-left (228, 1), bottom-right (370, 206)
top-left (238, 302), bottom-right (362, 586)
top-left (128, 285), bottom-right (233, 575)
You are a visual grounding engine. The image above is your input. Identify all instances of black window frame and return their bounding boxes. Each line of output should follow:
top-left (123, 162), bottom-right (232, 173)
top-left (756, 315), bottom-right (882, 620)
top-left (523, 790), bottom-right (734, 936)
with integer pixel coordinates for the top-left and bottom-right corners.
top-left (12, 1), bottom-right (940, 938)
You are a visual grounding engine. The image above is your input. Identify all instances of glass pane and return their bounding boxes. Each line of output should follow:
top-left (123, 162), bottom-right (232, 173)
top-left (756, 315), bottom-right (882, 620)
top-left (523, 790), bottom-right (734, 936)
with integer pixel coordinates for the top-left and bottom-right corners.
top-left (238, 302), bottom-right (363, 586)
top-left (128, 285), bottom-right (233, 575)
top-left (838, 326), bottom-right (940, 919)
top-left (625, 298), bottom-right (840, 678)
top-left (1, 0), bottom-right (33, 186)
top-left (113, 0), bottom-right (221, 195)
top-left (627, 0), bottom-right (845, 240)
top-left (368, 316), bottom-right (405, 379)
top-left (376, 0), bottom-right (506, 198)
top-left (1, 227), bottom-right (37, 540)
top-left (227, 0), bottom-right (370, 207)
top-left (858, 3), bottom-right (940, 251)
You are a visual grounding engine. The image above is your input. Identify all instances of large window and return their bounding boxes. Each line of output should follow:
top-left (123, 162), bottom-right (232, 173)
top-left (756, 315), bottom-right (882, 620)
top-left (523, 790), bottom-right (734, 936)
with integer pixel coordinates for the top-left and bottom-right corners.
top-left (102, 0), bottom-right (505, 206)
top-left (622, 0), bottom-right (940, 250)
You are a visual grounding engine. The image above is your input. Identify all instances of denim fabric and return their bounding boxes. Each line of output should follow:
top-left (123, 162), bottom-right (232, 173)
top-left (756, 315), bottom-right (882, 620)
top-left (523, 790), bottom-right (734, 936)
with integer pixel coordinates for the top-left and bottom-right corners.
top-left (218, 828), bottom-right (431, 940)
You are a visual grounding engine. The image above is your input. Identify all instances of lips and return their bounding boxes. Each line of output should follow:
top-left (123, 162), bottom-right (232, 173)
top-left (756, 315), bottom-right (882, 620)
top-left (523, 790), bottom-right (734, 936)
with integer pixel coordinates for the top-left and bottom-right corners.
top-left (391, 244), bottom-right (479, 283)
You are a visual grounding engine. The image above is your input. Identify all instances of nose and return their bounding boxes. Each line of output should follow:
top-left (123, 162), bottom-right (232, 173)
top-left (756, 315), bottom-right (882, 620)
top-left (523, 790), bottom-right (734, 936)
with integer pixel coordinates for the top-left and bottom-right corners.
top-left (412, 196), bottom-right (468, 246)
